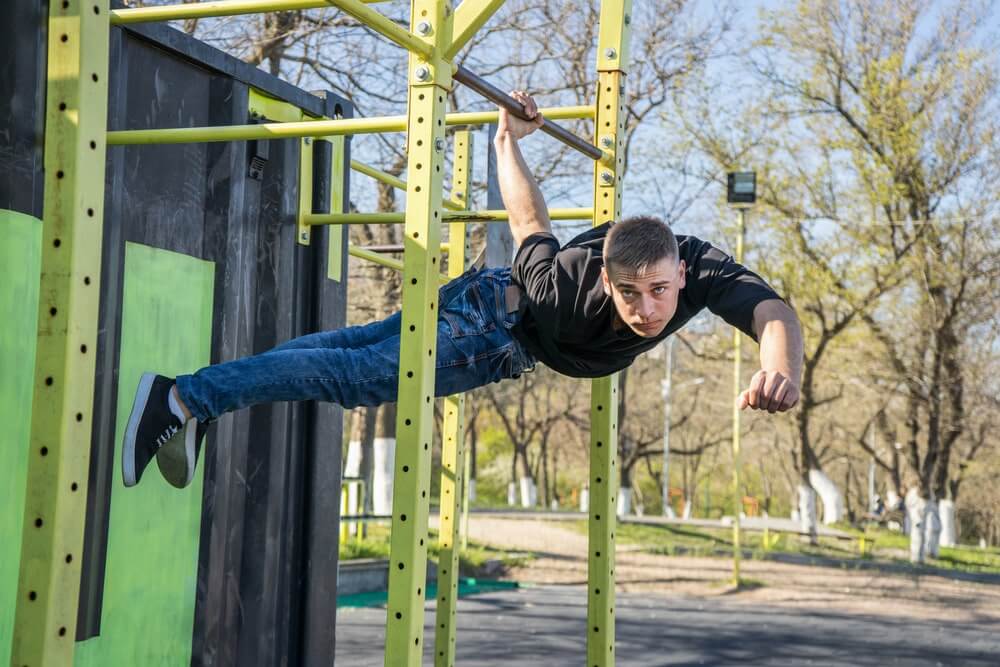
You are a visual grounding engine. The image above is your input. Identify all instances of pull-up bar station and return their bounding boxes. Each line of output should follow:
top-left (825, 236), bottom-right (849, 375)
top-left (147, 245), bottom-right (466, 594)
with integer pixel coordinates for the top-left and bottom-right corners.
top-left (15, 0), bottom-right (631, 665)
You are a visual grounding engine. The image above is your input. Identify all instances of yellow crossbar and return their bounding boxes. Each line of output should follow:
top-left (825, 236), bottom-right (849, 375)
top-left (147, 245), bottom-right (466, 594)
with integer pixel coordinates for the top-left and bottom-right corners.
top-left (306, 208), bottom-right (593, 225)
top-left (107, 106), bottom-right (594, 145)
top-left (349, 160), bottom-right (463, 211)
top-left (112, 0), bottom-right (433, 59)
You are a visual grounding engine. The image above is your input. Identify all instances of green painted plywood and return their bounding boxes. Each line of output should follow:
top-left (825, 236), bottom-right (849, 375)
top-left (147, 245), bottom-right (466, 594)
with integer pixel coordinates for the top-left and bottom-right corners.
top-left (0, 210), bottom-right (42, 666)
top-left (75, 242), bottom-right (214, 666)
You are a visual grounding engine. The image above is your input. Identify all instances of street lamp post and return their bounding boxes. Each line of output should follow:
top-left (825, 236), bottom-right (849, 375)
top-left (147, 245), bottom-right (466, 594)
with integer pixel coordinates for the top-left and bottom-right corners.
top-left (727, 171), bottom-right (756, 586)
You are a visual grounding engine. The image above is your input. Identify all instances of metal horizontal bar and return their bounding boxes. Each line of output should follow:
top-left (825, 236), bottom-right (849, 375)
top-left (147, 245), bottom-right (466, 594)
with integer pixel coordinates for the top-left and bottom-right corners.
top-left (356, 243), bottom-right (450, 254)
top-left (112, 0), bottom-right (433, 59)
top-left (311, 212), bottom-right (406, 225)
top-left (108, 116), bottom-right (407, 145)
top-left (349, 159), bottom-right (463, 211)
top-left (112, 0), bottom-right (337, 24)
top-left (309, 208), bottom-right (592, 226)
top-left (107, 106), bottom-right (592, 145)
top-left (348, 245), bottom-right (449, 284)
top-left (448, 105), bottom-right (595, 124)
top-left (443, 207), bottom-right (594, 222)
top-left (349, 244), bottom-right (404, 270)
top-left (453, 65), bottom-right (605, 161)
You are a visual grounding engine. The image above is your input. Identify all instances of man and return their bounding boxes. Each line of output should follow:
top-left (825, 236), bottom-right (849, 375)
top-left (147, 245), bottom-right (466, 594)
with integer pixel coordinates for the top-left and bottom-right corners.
top-left (123, 92), bottom-right (802, 489)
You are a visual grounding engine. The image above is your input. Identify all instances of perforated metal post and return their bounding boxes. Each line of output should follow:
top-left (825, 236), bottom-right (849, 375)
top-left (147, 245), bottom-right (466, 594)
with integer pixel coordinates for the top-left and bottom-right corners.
top-left (384, 1), bottom-right (453, 663)
top-left (433, 129), bottom-right (472, 667)
top-left (12, 1), bottom-right (110, 665)
top-left (588, 1), bottom-right (631, 665)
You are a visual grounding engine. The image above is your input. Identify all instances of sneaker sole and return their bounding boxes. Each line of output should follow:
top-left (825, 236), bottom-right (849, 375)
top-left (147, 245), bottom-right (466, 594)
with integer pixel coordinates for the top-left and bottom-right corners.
top-left (122, 372), bottom-right (156, 487)
top-left (158, 419), bottom-right (196, 489)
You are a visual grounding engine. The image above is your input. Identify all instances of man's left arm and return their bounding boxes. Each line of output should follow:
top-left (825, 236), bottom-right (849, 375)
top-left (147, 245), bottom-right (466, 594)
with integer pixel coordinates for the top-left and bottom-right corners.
top-left (739, 299), bottom-right (803, 413)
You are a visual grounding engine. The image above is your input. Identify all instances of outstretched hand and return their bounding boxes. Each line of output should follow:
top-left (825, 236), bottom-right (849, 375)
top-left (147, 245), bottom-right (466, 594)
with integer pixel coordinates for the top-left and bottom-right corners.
top-left (497, 90), bottom-right (544, 141)
top-left (738, 369), bottom-right (799, 413)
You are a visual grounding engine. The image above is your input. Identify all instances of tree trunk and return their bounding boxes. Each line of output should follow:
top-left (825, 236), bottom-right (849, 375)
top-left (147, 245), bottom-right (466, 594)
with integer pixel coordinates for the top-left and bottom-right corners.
top-left (939, 498), bottom-right (957, 547)
top-left (797, 481), bottom-right (818, 542)
top-left (516, 447), bottom-right (535, 507)
top-left (924, 498), bottom-right (942, 558)
top-left (905, 487), bottom-right (928, 563)
top-left (808, 468), bottom-right (845, 525)
top-left (372, 402), bottom-right (396, 516)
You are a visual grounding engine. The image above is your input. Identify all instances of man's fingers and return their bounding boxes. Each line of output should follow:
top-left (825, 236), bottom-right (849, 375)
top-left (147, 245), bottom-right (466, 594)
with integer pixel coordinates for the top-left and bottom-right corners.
top-left (768, 380), bottom-right (789, 414)
top-left (738, 390), bottom-right (750, 410)
top-left (746, 371), bottom-right (766, 409)
top-left (760, 373), bottom-right (780, 411)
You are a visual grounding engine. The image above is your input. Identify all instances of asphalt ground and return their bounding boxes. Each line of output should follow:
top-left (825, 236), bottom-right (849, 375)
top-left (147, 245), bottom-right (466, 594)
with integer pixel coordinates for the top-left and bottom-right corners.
top-left (334, 584), bottom-right (1000, 666)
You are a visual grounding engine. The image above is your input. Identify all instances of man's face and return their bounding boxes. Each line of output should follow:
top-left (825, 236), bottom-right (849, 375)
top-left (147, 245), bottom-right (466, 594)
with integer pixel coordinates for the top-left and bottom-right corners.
top-left (601, 256), bottom-right (686, 338)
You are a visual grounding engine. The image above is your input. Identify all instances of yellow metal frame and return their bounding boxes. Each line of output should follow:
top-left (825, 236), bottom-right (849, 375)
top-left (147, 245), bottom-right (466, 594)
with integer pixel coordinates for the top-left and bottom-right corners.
top-left (15, 0), bottom-right (639, 664)
top-left (13, 1), bottom-right (111, 665)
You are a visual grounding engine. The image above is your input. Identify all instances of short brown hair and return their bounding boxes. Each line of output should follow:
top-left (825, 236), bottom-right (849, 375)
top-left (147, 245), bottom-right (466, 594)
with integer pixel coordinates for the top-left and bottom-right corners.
top-left (603, 216), bottom-right (678, 277)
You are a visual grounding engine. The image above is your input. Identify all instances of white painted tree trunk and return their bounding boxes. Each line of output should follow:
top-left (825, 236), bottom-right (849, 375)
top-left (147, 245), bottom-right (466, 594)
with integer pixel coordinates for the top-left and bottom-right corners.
top-left (372, 437), bottom-right (395, 516)
top-left (467, 478), bottom-right (476, 503)
top-left (507, 482), bottom-right (517, 506)
top-left (617, 488), bottom-right (631, 517)
top-left (344, 439), bottom-right (362, 478)
top-left (518, 477), bottom-right (535, 507)
top-left (808, 468), bottom-right (846, 525)
top-left (580, 487), bottom-right (590, 513)
top-left (939, 499), bottom-right (957, 547)
top-left (682, 498), bottom-right (693, 519)
top-left (905, 488), bottom-right (927, 563)
top-left (797, 483), bottom-right (818, 540)
top-left (924, 499), bottom-right (941, 558)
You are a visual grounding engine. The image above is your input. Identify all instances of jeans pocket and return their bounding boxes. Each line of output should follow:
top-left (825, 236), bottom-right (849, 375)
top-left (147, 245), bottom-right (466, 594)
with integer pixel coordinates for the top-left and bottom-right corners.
top-left (441, 281), bottom-right (495, 338)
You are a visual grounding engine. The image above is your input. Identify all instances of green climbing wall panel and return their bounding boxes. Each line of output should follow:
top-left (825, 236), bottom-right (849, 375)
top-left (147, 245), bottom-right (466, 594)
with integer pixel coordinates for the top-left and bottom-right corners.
top-left (74, 242), bottom-right (214, 666)
top-left (0, 210), bottom-right (43, 665)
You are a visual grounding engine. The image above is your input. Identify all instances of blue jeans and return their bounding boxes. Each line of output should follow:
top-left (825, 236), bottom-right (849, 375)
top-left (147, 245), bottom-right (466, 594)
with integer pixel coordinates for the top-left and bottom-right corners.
top-left (175, 267), bottom-right (535, 422)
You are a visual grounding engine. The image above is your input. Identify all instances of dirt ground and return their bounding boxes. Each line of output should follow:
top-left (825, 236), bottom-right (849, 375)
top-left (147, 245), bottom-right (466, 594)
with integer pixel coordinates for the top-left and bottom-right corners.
top-left (465, 516), bottom-right (1000, 625)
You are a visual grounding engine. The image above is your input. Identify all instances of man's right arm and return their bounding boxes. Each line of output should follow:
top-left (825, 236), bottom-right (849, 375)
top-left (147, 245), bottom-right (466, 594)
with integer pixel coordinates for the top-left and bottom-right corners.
top-left (494, 91), bottom-right (550, 247)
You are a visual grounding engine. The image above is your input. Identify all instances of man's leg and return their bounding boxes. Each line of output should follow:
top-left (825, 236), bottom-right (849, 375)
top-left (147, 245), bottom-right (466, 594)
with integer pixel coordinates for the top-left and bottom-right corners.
top-left (123, 267), bottom-right (532, 488)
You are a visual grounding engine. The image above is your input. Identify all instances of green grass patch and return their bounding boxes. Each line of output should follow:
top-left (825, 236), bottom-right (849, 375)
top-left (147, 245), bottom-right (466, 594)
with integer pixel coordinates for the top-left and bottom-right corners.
top-left (562, 520), bottom-right (1000, 576)
top-left (338, 524), bottom-right (532, 577)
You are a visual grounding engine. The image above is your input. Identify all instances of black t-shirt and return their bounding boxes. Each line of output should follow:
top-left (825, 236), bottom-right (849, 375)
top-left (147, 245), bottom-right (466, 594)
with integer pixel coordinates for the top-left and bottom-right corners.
top-left (510, 222), bottom-right (782, 378)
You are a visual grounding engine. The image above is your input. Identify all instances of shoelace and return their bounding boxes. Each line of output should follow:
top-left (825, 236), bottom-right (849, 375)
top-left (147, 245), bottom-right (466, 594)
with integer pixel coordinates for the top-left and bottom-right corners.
top-left (155, 423), bottom-right (180, 448)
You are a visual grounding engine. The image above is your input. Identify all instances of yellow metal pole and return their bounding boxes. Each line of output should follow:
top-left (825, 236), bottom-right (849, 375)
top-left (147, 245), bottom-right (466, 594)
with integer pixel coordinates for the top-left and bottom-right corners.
top-left (588, 2), bottom-right (631, 666)
top-left (384, 0), bottom-right (452, 663)
top-left (731, 207), bottom-right (747, 585)
top-left (111, 0), bottom-right (387, 24)
top-left (434, 129), bottom-right (472, 667)
top-left (106, 107), bottom-right (593, 146)
top-left (12, 2), bottom-right (110, 665)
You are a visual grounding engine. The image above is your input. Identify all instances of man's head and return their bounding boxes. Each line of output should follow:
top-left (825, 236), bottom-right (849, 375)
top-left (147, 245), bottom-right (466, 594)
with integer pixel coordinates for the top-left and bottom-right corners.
top-left (601, 216), bottom-right (686, 338)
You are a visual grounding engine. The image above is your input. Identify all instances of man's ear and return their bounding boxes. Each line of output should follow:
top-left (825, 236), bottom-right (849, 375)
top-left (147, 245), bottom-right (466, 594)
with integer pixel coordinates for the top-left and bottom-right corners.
top-left (677, 259), bottom-right (687, 289)
top-left (600, 266), bottom-right (612, 296)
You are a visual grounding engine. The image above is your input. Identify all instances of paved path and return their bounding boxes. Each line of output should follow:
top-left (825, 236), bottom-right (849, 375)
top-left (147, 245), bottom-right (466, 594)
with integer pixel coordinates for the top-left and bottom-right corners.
top-left (337, 517), bottom-right (1000, 664)
top-left (336, 585), bottom-right (1000, 665)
